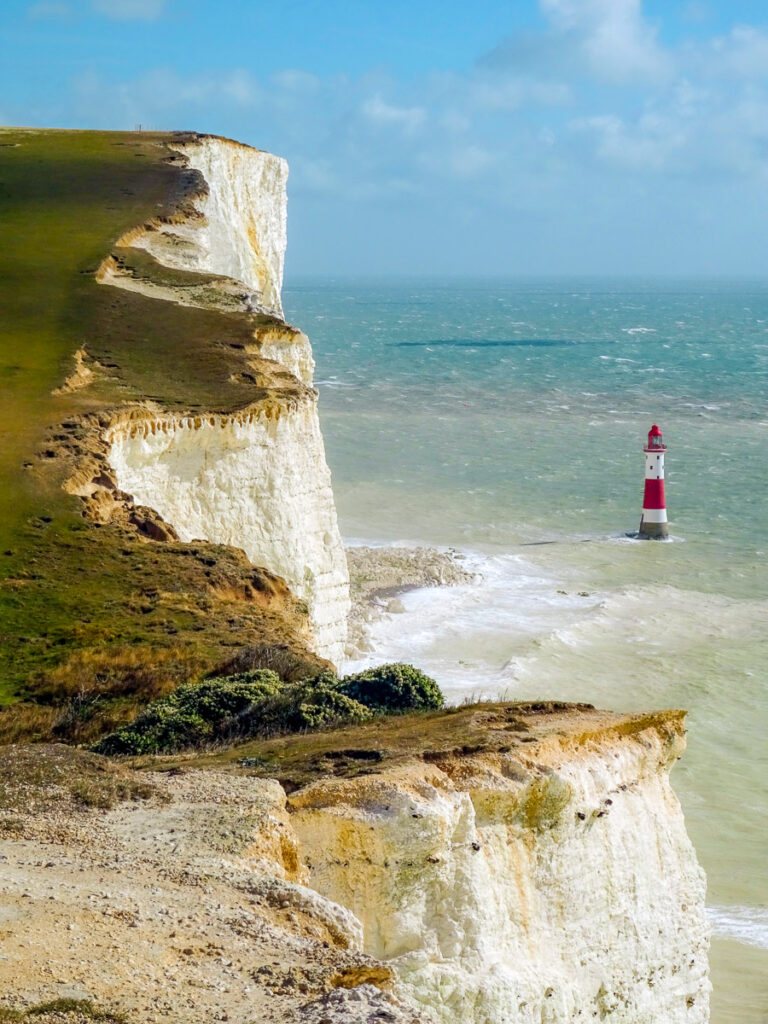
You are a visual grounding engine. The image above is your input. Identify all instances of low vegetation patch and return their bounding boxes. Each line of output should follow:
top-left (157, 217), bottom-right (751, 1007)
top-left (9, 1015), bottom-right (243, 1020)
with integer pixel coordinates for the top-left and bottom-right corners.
top-left (0, 744), bottom-right (164, 813)
top-left (338, 663), bottom-right (444, 712)
top-left (0, 999), bottom-right (125, 1024)
top-left (93, 663), bottom-right (443, 756)
top-left (93, 669), bottom-right (282, 755)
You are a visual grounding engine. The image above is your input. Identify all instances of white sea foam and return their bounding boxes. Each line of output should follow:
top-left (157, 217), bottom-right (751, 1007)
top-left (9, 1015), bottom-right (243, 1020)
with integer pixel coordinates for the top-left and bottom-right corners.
top-left (342, 544), bottom-right (603, 700)
top-left (708, 906), bottom-right (768, 950)
top-left (342, 541), bottom-right (765, 715)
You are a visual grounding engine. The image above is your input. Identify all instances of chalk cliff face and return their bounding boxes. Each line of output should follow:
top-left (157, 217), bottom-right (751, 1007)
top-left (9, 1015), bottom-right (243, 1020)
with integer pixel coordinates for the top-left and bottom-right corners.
top-left (107, 403), bottom-right (349, 665)
top-left (133, 137), bottom-right (287, 318)
top-left (289, 709), bottom-right (710, 1024)
top-left (0, 708), bottom-right (707, 1024)
top-left (99, 136), bottom-right (348, 664)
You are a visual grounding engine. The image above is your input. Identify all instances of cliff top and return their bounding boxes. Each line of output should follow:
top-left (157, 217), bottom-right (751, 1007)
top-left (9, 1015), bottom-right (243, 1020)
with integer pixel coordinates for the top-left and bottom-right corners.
top-left (140, 699), bottom-right (687, 792)
top-left (0, 702), bottom-right (694, 1024)
top-left (0, 128), bottom-right (319, 714)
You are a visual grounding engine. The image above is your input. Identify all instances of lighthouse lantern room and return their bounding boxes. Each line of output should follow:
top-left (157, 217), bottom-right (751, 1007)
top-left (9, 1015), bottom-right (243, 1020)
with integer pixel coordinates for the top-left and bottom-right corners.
top-left (639, 424), bottom-right (669, 539)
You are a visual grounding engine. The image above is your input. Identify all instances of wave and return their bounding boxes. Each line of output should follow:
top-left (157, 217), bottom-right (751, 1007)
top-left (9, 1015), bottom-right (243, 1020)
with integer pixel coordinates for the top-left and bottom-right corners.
top-left (341, 543), bottom-right (605, 697)
top-left (341, 540), bottom-right (767, 707)
top-left (708, 905), bottom-right (768, 950)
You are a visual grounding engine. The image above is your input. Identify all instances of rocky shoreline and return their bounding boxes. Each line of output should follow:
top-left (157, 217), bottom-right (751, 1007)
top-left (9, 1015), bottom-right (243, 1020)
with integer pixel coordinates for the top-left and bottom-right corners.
top-left (345, 546), bottom-right (475, 658)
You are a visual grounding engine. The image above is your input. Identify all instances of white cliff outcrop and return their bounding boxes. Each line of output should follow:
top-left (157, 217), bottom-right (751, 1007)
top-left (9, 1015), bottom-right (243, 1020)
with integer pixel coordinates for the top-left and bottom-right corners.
top-left (106, 404), bottom-right (349, 665)
top-left (97, 135), bottom-right (348, 664)
top-left (289, 708), bottom-right (710, 1024)
top-left (0, 748), bottom-right (424, 1024)
top-left (1, 708), bottom-right (708, 1024)
top-left (133, 136), bottom-right (288, 318)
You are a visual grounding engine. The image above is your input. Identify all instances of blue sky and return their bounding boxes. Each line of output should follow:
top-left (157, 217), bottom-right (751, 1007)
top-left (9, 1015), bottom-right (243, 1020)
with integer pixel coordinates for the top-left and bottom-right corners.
top-left (3, 0), bottom-right (768, 277)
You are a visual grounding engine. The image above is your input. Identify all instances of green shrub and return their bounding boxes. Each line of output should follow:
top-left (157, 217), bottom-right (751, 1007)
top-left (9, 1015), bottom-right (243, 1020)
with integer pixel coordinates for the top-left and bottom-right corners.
top-left (93, 669), bottom-right (281, 755)
top-left (339, 663), bottom-right (443, 712)
top-left (92, 662), bottom-right (443, 756)
top-left (237, 679), bottom-right (372, 737)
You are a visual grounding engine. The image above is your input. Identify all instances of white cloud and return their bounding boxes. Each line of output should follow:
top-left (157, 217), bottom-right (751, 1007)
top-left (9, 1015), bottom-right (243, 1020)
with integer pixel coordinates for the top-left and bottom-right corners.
top-left (361, 95), bottom-right (426, 133)
top-left (571, 112), bottom-right (684, 170)
top-left (271, 70), bottom-right (321, 93)
top-left (704, 25), bottom-right (768, 78)
top-left (470, 74), bottom-right (570, 111)
top-left (91, 0), bottom-right (165, 20)
top-left (449, 144), bottom-right (495, 179)
top-left (441, 109), bottom-right (471, 134)
top-left (219, 69), bottom-right (257, 105)
top-left (540, 0), bottom-right (670, 82)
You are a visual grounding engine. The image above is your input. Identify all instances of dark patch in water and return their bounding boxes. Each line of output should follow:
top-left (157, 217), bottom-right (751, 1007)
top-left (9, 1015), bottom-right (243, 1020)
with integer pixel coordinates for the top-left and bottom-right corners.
top-left (395, 339), bottom-right (583, 349)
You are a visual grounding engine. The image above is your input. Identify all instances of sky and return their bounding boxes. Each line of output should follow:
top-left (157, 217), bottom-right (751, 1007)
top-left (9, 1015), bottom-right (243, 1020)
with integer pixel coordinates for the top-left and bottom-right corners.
top-left (3, 0), bottom-right (768, 278)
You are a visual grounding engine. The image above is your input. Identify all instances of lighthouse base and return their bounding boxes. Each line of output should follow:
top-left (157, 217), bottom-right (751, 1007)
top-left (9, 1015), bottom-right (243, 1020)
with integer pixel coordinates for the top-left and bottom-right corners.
top-left (639, 519), bottom-right (669, 540)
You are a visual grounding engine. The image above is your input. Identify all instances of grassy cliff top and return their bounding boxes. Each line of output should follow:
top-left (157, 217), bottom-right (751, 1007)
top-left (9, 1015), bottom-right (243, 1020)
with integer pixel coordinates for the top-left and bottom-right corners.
top-left (144, 700), bottom-right (686, 792)
top-left (0, 129), bottom-right (319, 717)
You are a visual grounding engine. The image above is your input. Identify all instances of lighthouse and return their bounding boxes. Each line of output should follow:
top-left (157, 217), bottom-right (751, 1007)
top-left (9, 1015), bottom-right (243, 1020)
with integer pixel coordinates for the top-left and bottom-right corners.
top-left (639, 424), bottom-right (669, 539)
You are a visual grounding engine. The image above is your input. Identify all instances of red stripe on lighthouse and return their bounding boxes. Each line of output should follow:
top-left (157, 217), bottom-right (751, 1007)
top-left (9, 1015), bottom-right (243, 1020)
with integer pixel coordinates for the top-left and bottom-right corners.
top-left (643, 478), bottom-right (665, 509)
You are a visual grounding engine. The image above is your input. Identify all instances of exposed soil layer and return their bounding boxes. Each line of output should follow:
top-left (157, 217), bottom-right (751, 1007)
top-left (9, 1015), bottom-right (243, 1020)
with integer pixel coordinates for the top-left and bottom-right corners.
top-left (0, 744), bottom-right (425, 1024)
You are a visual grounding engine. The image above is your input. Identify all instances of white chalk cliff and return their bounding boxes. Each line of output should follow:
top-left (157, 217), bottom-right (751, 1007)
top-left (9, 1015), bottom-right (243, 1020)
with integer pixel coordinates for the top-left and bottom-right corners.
top-left (86, 136), bottom-right (710, 1024)
top-left (289, 709), bottom-right (710, 1024)
top-left (100, 136), bottom-right (348, 664)
top-left (133, 136), bottom-right (288, 318)
top-left (106, 405), bottom-right (349, 665)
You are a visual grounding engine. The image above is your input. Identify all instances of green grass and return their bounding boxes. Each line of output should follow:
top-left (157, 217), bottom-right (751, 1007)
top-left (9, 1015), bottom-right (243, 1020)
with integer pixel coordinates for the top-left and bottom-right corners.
top-left (137, 701), bottom-right (680, 797)
top-left (0, 129), bottom-right (319, 716)
top-left (0, 130), bottom-right (182, 539)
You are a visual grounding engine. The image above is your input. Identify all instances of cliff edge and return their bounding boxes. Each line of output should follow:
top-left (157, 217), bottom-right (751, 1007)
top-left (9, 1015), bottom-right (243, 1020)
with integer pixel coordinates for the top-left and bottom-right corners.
top-left (0, 128), bottom-right (348, 743)
top-left (95, 134), bottom-right (350, 664)
top-left (0, 703), bottom-right (709, 1024)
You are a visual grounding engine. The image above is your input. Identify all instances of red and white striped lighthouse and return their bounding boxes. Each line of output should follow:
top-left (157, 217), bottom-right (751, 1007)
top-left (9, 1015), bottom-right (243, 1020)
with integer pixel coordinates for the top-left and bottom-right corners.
top-left (639, 424), bottom-right (669, 539)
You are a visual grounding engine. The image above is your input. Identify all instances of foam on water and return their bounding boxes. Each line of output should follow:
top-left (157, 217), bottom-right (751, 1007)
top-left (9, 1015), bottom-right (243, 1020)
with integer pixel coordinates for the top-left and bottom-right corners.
top-left (343, 541), bottom-right (767, 710)
top-left (342, 545), bottom-right (599, 699)
top-left (708, 907), bottom-right (768, 950)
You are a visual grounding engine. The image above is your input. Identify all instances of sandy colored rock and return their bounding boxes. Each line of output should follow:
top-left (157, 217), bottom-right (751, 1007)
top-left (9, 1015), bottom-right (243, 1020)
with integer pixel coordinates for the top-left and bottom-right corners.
top-left (0, 749), bottom-right (419, 1024)
top-left (0, 707), bottom-right (709, 1024)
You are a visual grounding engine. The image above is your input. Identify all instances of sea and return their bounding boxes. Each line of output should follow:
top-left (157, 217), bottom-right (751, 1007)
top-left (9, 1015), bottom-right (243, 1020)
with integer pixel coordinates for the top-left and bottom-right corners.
top-left (284, 278), bottom-right (768, 1023)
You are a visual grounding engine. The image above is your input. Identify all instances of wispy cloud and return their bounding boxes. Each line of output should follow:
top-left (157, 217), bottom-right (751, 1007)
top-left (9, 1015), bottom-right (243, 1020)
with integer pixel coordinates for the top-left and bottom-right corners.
top-left (540, 0), bottom-right (670, 81)
top-left (27, 1), bottom-right (73, 18)
top-left (46, 0), bottom-right (768, 272)
top-left (361, 95), bottom-right (426, 134)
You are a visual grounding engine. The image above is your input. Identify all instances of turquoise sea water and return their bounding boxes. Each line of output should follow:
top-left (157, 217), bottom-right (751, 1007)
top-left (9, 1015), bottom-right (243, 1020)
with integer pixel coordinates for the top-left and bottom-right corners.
top-left (284, 278), bottom-right (768, 1023)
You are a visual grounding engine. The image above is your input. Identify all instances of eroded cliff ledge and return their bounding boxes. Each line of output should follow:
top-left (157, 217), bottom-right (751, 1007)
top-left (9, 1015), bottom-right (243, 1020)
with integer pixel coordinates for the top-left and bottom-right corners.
top-left (90, 134), bottom-right (349, 665)
top-left (290, 704), bottom-right (710, 1024)
top-left (0, 703), bottom-right (709, 1024)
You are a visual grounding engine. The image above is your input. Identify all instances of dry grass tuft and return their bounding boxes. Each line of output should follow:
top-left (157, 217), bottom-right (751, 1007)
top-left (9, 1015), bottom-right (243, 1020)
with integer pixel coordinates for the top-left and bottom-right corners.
top-left (210, 642), bottom-right (332, 685)
top-left (34, 645), bottom-right (207, 703)
top-left (0, 646), bottom-right (210, 745)
top-left (0, 999), bottom-right (126, 1024)
top-left (0, 704), bottom-right (58, 745)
